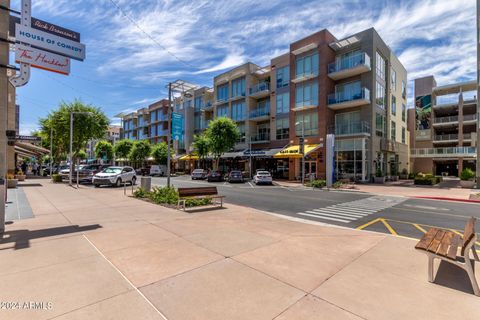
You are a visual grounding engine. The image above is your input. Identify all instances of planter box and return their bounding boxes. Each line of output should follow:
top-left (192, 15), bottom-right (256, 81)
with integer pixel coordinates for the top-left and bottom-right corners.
top-left (460, 180), bottom-right (475, 189)
top-left (399, 174), bottom-right (408, 180)
top-left (7, 179), bottom-right (18, 189)
top-left (374, 177), bottom-right (385, 184)
top-left (470, 194), bottom-right (480, 201)
top-left (15, 174), bottom-right (26, 181)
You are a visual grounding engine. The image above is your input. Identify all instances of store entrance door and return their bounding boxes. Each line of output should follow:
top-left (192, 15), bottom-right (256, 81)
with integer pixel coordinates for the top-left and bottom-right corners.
top-left (305, 161), bottom-right (317, 179)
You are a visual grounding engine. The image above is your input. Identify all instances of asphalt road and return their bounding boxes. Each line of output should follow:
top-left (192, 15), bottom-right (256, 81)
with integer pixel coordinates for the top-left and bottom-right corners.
top-left (150, 175), bottom-right (480, 240)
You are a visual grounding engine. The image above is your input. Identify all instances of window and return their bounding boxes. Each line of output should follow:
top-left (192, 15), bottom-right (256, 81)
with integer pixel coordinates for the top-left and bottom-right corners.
top-left (335, 111), bottom-right (361, 135)
top-left (295, 52), bottom-right (319, 78)
top-left (276, 118), bottom-right (289, 140)
top-left (376, 113), bottom-right (385, 137)
top-left (402, 127), bottom-right (406, 144)
top-left (391, 96), bottom-right (396, 116)
top-left (335, 81), bottom-right (362, 102)
top-left (276, 66), bottom-right (290, 88)
top-left (231, 77), bottom-right (246, 98)
top-left (194, 97), bottom-right (203, 111)
top-left (150, 125), bottom-right (156, 137)
top-left (194, 114), bottom-right (201, 129)
top-left (375, 51), bottom-right (386, 80)
top-left (216, 104), bottom-right (229, 117)
top-left (183, 99), bottom-right (192, 109)
top-left (276, 92), bottom-right (289, 114)
top-left (391, 69), bottom-right (396, 90)
top-left (237, 123), bottom-right (246, 143)
top-left (295, 112), bottom-right (318, 136)
top-left (256, 123), bottom-right (270, 140)
top-left (217, 84), bottom-right (229, 101)
top-left (401, 81), bottom-right (406, 98)
top-left (376, 81), bottom-right (385, 109)
top-left (295, 81), bottom-right (318, 108)
top-left (231, 101), bottom-right (246, 121)
top-left (402, 104), bottom-right (406, 122)
top-left (391, 121), bottom-right (396, 140)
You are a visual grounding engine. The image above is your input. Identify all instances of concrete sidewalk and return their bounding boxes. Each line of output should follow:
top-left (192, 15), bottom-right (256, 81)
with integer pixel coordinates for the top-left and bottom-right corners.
top-left (1, 181), bottom-right (480, 319)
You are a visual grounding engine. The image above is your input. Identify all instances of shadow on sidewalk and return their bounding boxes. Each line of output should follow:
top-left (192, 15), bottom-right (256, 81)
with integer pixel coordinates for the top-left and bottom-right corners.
top-left (434, 260), bottom-right (477, 295)
top-left (0, 224), bottom-right (102, 250)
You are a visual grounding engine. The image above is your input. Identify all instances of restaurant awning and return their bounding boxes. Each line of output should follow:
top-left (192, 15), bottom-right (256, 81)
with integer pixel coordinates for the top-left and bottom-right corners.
top-left (15, 141), bottom-right (50, 155)
top-left (273, 144), bottom-right (322, 158)
top-left (220, 150), bottom-right (246, 159)
top-left (179, 154), bottom-right (199, 161)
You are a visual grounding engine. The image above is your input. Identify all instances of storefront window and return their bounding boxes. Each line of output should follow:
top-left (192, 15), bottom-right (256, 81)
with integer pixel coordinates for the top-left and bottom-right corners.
top-left (295, 112), bottom-right (318, 136)
top-left (335, 138), bottom-right (368, 181)
top-left (276, 118), bottom-right (289, 140)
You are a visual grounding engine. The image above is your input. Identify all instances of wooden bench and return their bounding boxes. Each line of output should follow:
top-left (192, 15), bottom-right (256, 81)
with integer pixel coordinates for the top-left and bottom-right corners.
top-left (177, 187), bottom-right (225, 211)
top-left (415, 217), bottom-right (480, 296)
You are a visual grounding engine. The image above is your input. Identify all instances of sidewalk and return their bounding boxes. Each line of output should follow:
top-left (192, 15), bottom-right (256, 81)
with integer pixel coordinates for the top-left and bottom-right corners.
top-left (1, 180), bottom-right (480, 319)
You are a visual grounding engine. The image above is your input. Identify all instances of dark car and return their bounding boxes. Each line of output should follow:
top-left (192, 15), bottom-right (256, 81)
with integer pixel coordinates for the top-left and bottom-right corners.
top-left (228, 170), bottom-right (244, 183)
top-left (74, 164), bottom-right (110, 183)
top-left (207, 170), bottom-right (223, 182)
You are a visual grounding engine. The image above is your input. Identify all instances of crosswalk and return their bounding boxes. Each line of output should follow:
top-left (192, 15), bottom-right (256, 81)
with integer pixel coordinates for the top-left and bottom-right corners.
top-left (296, 195), bottom-right (406, 223)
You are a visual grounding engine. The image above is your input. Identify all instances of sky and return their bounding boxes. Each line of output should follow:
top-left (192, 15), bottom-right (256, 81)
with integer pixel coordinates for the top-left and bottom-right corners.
top-left (10, 0), bottom-right (478, 135)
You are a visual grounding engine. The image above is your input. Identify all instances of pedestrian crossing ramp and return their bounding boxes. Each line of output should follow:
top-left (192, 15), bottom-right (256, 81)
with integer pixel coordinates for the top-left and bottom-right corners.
top-left (296, 195), bottom-right (406, 223)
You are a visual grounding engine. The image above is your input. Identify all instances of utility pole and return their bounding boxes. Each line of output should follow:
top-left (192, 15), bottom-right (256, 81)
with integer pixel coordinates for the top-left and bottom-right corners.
top-left (69, 112), bottom-right (73, 186)
top-left (476, 0), bottom-right (480, 188)
top-left (167, 82), bottom-right (172, 188)
top-left (0, 0), bottom-right (9, 233)
top-left (50, 127), bottom-right (53, 178)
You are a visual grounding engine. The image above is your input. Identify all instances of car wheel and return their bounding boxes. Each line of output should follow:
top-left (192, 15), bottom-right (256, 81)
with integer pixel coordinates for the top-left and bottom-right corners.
top-left (131, 177), bottom-right (136, 185)
top-left (115, 178), bottom-right (122, 187)
top-left (94, 184), bottom-right (99, 188)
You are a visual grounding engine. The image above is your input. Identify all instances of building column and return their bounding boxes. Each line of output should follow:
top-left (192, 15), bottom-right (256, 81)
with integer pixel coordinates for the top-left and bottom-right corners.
top-left (458, 157), bottom-right (463, 177)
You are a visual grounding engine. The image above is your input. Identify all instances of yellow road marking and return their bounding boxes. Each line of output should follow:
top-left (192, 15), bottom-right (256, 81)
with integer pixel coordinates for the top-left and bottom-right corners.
top-left (450, 229), bottom-right (463, 236)
top-left (356, 218), bottom-right (381, 230)
top-left (380, 218), bottom-right (398, 236)
top-left (413, 224), bottom-right (427, 234)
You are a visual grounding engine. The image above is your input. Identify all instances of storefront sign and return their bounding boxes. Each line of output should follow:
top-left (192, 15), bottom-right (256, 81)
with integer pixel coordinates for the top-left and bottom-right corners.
top-left (279, 148), bottom-right (299, 154)
top-left (172, 112), bottom-right (184, 142)
top-left (243, 150), bottom-right (266, 156)
top-left (10, 16), bottom-right (80, 42)
top-left (15, 24), bottom-right (85, 61)
top-left (15, 45), bottom-right (70, 75)
top-left (15, 135), bottom-right (41, 142)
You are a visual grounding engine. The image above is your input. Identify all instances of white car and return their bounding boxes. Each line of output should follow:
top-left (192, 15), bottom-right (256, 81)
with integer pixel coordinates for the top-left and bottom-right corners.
top-left (191, 169), bottom-right (208, 180)
top-left (150, 165), bottom-right (165, 177)
top-left (93, 166), bottom-right (136, 187)
top-left (253, 171), bottom-right (273, 185)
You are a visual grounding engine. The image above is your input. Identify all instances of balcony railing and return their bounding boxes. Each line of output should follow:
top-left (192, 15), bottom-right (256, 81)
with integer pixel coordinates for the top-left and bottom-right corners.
top-left (410, 147), bottom-right (477, 158)
top-left (435, 94), bottom-right (459, 106)
top-left (249, 82), bottom-right (270, 95)
top-left (251, 133), bottom-right (270, 142)
top-left (433, 134), bottom-right (458, 141)
top-left (464, 133), bottom-right (473, 140)
top-left (328, 52), bottom-right (371, 74)
top-left (329, 121), bottom-right (370, 136)
top-left (328, 87), bottom-right (370, 105)
top-left (433, 115), bottom-right (458, 124)
top-left (249, 106), bottom-right (270, 119)
top-left (463, 114), bottom-right (477, 121)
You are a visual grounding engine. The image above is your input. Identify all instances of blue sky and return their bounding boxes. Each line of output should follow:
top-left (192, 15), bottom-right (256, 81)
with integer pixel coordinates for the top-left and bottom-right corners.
top-left (11, 0), bottom-right (477, 134)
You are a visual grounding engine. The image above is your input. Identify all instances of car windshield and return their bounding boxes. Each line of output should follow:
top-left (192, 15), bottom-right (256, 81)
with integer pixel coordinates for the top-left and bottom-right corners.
top-left (230, 171), bottom-right (241, 175)
top-left (257, 171), bottom-right (271, 176)
top-left (193, 169), bottom-right (204, 173)
top-left (102, 167), bottom-right (122, 174)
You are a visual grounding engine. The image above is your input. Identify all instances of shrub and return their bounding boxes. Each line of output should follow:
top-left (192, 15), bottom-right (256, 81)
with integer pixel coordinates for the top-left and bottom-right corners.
top-left (133, 187), bottom-right (148, 198)
top-left (460, 168), bottom-right (475, 181)
top-left (310, 179), bottom-right (326, 188)
top-left (185, 198), bottom-right (213, 207)
top-left (149, 186), bottom-right (179, 205)
top-left (7, 174), bottom-right (15, 180)
top-left (375, 168), bottom-right (384, 178)
top-left (414, 175), bottom-right (442, 185)
top-left (51, 174), bottom-right (63, 183)
top-left (401, 168), bottom-right (408, 175)
top-left (332, 181), bottom-right (344, 189)
top-left (408, 173), bottom-right (416, 179)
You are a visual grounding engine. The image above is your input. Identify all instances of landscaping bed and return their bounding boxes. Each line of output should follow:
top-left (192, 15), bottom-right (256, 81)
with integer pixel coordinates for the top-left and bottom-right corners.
top-left (133, 186), bottom-right (212, 208)
top-left (413, 173), bottom-right (442, 185)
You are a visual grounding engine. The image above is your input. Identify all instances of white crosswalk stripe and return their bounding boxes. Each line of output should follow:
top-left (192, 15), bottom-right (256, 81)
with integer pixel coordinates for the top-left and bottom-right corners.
top-left (296, 195), bottom-right (406, 223)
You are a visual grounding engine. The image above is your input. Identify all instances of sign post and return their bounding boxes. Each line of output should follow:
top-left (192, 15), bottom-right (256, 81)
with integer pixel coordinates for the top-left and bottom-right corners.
top-left (476, 0), bottom-right (480, 188)
top-left (326, 134), bottom-right (335, 188)
top-left (172, 112), bottom-right (184, 142)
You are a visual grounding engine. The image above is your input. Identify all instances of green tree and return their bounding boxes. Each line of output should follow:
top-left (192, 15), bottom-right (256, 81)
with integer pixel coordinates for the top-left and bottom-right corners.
top-left (151, 142), bottom-right (170, 165)
top-left (95, 140), bottom-right (114, 161)
top-left (129, 140), bottom-right (151, 167)
top-left (114, 139), bottom-right (133, 159)
top-left (192, 134), bottom-right (210, 169)
top-left (205, 117), bottom-right (240, 170)
top-left (39, 99), bottom-right (109, 165)
top-left (76, 150), bottom-right (87, 160)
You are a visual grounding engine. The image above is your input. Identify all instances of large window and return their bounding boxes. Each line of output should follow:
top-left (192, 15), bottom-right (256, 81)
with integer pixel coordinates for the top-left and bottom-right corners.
top-left (376, 51), bottom-right (386, 80)
top-left (194, 97), bottom-right (203, 111)
top-left (194, 114), bottom-right (201, 129)
top-left (295, 81), bottom-right (318, 108)
top-left (216, 104), bottom-right (229, 117)
top-left (276, 92), bottom-right (289, 114)
top-left (276, 118), bottom-right (289, 140)
top-left (402, 103), bottom-right (406, 122)
top-left (276, 66), bottom-right (289, 88)
top-left (335, 81), bottom-right (362, 102)
top-left (402, 127), bottom-right (406, 144)
top-left (231, 101), bottom-right (246, 121)
top-left (391, 69), bottom-right (396, 90)
top-left (231, 77), bottom-right (246, 98)
top-left (335, 111), bottom-right (361, 135)
top-left (376, 81), bottom-right (385, 109)
top-left (391, 121), bottom-right (396, 140)
top-left (237, 123), bottom-right (245, 143)
top-left (402, 80), bottom-right (406, 98)
top-left (391, 96), bottom-right (396, 115)
top-left (295, 112), bottom-right (318, 136)
top-left (217, 84), bottom-right (229, 101)
top-left (295, 52), bottom-right (319, 78)
top-left (376, 113), bottom-right (386, 137)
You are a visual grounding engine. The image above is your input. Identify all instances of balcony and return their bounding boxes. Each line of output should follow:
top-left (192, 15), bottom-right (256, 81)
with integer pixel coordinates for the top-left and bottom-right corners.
top-left (463, 133), bottom-right (473, 141)
top-left (249, 82), bottom-right (270, 99)
top-left (251, 133), bottom-right (270, 144)
top-left (432, 115), bottom-right (458, 127)
top-left (410, 147), bottom-right (477, 158)
top-left (380, 139), bottom-right (399, 152)
top-left (463, 114), bottom-right (477, 124)
top-left (203, 102), bottom-right (214, 111)
top-left (328, 52), bottom-right (371, 81)
top-left (230, 92), bottom-right (246, 101)
top-left (330, 121), bottom-right (370, 137)
top-left (291, 72), bottom-right (318, 84)
top-left (249, 107), bottom-right (270, 121)
top-left (327, 88), bottom-right (370, 110)
top-left (435, 94), bottom-right (459, 107)
top-left (433, 133), bottom-right (458, 144)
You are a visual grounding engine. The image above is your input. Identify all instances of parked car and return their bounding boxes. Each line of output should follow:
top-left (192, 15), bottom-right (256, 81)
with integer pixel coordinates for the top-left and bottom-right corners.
top-left (136, 166), bottom-right (150, 176)
top-left (228, 170), bottom-right (244, 183)
top-left (74, 164), bottom-right (110, 183)
top-left (149, 165), bottom-right (166, 177)
top-left (93, 166), bottom-right (136, 187)
top-left (60, 165), bottom-right (85, 181)
top-left (253, 170), bottom-right (273, 185)
top-left (191, 169), bottom-right (208, 180)
top-left (207, 170), bottom-right (223, 182)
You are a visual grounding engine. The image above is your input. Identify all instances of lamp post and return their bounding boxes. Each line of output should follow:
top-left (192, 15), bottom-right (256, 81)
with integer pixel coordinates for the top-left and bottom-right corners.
top-left (49, 126), bottom-right (53, 178)
top-left (295, 120), bottom-right (305, 185)
top-left (249, 136), bottom-right (252, 179)
top-left (476, 0), bottom-right (480, 188)
top-left (69, 111), bottom-right (92, 187)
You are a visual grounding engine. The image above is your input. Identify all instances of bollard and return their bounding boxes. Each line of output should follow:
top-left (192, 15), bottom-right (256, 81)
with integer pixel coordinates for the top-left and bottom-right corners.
top-left (123, 181), bottom-right (127, 195)
top-left (140, 176), bottom-right (151, 193)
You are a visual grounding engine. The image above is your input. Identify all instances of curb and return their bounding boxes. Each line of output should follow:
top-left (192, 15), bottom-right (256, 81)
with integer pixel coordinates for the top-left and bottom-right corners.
top-left (413, 196), bottom-right (480, 204)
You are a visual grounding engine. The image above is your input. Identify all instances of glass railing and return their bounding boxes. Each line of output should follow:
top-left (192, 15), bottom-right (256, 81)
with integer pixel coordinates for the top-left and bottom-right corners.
top-left (463, 114), bottom-right (477, 121)
top-left (433, 115), bottom-right (458, 123)
top-left (433, 134), bottom-right (458, 141)
top-left (411, 147), bottom-right (477, 157)
top-left (330, 121), bottom-right (370, 136)
top-left (328, 87), bottom-right (370, 105)
top-left (249, 82), bottom-right (270, 95)
top-left (249, 107), bottom-right (270, 118)
top-left (251, 133), bottom-right (270, 142)
top-left (436, 94), bottom-right (458, 106)
top-left (464, 133), bottom-right (473, 140)
top-left (328, 52), bottom-right (371, 74)
top-left (230, 91), bottom-right (246, 99)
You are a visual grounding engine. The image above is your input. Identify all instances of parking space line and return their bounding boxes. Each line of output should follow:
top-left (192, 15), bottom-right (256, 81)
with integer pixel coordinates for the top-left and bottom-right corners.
top-left (380, 218), bottom-right (398, 236)
top-left (413, 224), bottom-right (427, 234)
top-left (356, 218), bottom-right (381, 230)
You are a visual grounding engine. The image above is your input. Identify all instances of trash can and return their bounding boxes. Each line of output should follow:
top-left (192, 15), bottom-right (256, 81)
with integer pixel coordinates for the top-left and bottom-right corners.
top-left (140, 176), bottom-right (151, 192)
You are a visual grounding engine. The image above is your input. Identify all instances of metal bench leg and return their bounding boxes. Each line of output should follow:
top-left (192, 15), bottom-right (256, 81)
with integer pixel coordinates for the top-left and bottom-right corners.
top-left (472, 245), bottom-right (480, 262)
top-left (428, 255), bottom-right (435, 283)
top-left (464, 257), bottom-right (480, 296)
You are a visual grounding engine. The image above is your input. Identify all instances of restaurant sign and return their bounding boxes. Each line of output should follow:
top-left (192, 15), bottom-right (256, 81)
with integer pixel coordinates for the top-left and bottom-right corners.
top-left (10, 16), bottom-right (81, 42)
top-left (15, 135), bottom-right (42, 142)
top-left (15, 44), bottom-right (70, 75)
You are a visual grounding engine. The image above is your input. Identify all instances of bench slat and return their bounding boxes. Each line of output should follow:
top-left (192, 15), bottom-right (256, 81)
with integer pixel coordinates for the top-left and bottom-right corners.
top-left (415, 228), bottom-right (439, 251)
top-left (437, 231), bottom-right (454, 257)
top-left (461, 217), bottom-right (476, 255)
top-left (178, 187), bottom-right (218, 197)
top-left (447, 234), bottom-right (462, 260)
top-left (427, 230), bottom-right (446, 254)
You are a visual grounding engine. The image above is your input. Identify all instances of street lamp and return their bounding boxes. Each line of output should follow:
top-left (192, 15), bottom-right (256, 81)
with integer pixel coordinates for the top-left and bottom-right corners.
top-left (476, 0), bottom-right (480, 188)
top-left (295, 119), bottom-right (306, 185)
top-left (50, 126), bottom-right (54, 179)
top-left (69, 111), bottom-right (93, 187)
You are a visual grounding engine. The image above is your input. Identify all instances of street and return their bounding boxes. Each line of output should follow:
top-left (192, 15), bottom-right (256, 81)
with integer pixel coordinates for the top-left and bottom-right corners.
top-left (151, 175), bottom-right (480, 240)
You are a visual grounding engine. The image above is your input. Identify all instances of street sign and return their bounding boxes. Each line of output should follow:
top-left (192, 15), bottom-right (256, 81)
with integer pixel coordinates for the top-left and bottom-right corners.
top-left (15, 24), bottom-right (86, 61)
top-left (15, 44), bottom-right (70, 75)
top-left (15, 135), bottom-right (41, 142)
top-left (172, 112), bottom-right (184, 142)
top-left (9, 16), bottom-right (80, 42)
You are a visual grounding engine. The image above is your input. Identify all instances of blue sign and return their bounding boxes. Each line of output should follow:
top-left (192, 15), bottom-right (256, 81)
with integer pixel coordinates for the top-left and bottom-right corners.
top-left (172, 112), bottom-right (184, 142)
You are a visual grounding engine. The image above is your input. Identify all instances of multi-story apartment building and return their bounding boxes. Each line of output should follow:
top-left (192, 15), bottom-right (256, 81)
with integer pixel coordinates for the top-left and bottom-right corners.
top-left (86, 125), bottom-right (121, 160)
top-left (408, 76), bottom-right (477, 176)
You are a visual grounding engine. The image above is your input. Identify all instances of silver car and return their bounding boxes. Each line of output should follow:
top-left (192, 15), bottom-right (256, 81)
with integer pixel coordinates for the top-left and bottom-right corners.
top-left (93, 166), bottom-right (136, 187)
